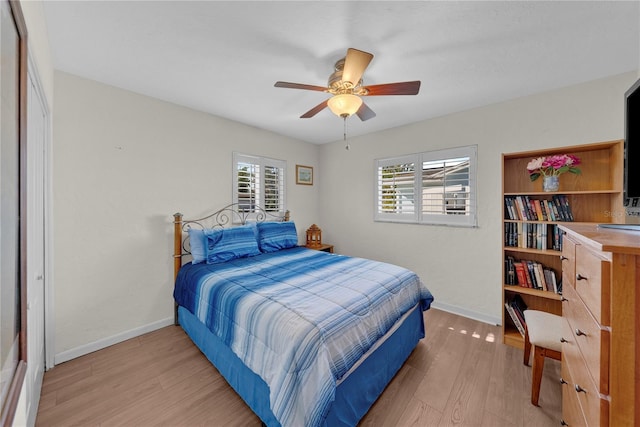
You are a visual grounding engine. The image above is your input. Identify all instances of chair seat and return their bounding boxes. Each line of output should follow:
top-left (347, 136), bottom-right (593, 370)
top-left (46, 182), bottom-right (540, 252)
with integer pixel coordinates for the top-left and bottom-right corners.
top-left (523, 309), bottom-right (563, 353)
top-left (522, 309), bottom-right (563, 406)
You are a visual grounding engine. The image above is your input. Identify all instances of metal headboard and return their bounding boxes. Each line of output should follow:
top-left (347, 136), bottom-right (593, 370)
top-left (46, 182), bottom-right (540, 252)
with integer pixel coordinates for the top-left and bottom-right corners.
top-left (173, 203), bottom-right (290, 279)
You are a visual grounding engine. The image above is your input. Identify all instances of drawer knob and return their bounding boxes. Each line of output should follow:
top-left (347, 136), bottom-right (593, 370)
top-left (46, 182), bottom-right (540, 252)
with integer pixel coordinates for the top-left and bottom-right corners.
top-left (560, 377), bottom-right (568, 385)
top-left (575, 329), bottom-right (587, 337)
top-left (561, 420), bottom-right (568, 426)
top-left (576, 273), bottom-right (587, 281)
top-left (575, 384), bottom-right (587, 393)
top-left (560, 337), bottom-right (568, 343)
top-left (560, 255), bottom-right (568, 261)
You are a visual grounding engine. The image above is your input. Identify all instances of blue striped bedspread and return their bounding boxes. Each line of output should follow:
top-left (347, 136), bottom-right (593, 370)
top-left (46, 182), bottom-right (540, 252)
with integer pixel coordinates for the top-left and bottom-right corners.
top-left (174, 246), bottom-right (433, 427)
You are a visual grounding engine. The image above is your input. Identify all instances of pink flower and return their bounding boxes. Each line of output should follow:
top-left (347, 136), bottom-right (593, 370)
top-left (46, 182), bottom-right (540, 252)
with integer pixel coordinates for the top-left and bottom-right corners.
top-left (566, 154), bottom-right (581, 166)
top-left (526, 154), bottom-right (581, 182)
top-left (526, 157), bottom-right (545, 172)
top-left (543, 155), bottom-right (568, 169)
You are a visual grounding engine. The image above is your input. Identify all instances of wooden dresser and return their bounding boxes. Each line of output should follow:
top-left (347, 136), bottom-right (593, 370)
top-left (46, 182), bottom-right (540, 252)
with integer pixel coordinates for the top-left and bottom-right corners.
top-left (559, 224), bottom-right (639, 426)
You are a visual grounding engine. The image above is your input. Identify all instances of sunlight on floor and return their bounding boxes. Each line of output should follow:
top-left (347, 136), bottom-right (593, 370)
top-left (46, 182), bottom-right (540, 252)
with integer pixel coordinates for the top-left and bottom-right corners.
top-left (447, 326), bottom-right (496, 342)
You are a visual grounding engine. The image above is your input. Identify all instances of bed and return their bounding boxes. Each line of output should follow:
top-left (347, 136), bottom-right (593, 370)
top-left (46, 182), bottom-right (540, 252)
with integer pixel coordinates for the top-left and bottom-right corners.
top-left (172, 204), bottom-right (434, 427)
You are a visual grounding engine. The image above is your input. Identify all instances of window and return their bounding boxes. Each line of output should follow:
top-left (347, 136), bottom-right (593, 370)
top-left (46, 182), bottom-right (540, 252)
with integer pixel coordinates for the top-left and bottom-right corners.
top-left (233, 152), bottom-right (286, 215)
top-left (375, 145), bottom-right (477, 227)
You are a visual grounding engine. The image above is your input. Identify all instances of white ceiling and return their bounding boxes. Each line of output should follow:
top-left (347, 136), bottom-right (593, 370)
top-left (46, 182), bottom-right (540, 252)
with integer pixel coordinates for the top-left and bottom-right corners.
top-left (43, 1), bottom-right (640, 144)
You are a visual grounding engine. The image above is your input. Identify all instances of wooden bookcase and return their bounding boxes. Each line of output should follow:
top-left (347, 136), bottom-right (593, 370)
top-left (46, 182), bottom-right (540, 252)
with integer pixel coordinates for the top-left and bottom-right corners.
top-left (501, 140), bottom-right (624, 348)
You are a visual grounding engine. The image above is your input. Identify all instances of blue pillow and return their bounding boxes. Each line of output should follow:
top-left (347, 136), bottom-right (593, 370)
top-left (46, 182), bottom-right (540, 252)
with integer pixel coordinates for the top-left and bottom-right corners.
top-left (256, 221), bottom-right (298, 253)
top-left (204, 224), bottom-right (261, 264)
top-left (187, 228), bottom-right (207, 264)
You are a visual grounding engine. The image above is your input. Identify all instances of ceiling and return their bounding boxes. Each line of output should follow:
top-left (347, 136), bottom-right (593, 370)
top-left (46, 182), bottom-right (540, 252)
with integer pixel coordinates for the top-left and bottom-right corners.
top-left (43, 1), bottom-right (640, 145)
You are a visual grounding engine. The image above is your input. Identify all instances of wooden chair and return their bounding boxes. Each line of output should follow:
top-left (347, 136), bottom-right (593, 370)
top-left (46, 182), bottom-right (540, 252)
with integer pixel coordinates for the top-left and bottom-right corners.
top-left (522, 309), bottom-right (563, 406)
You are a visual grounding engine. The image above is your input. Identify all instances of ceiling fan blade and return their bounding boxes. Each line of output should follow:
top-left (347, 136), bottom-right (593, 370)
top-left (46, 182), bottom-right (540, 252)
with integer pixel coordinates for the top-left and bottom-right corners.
top-left (356, 102), bottom-right (376, 121)
top-left (300, 100), bottom-right (329, 118)
top-left (363, 81), bottom-right (421, 96)
top-left (342, 48), bottom-right (373, 86)
top-left (275, 81), bottom-right (327, 92)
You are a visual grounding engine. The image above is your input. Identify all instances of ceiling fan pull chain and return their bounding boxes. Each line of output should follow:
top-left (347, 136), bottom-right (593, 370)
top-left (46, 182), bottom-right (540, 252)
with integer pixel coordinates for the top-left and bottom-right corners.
top-left (344, 117), bottom-right (350, 150)
top-left (344, 116), bottom-right (347, 140)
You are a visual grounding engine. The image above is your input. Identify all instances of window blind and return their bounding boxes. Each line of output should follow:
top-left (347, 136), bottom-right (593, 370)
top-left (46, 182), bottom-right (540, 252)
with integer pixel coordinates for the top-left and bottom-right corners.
top-left (233, 153), bottom-right (286, 214)
top-left (375, 146), bottom-right (477, 227)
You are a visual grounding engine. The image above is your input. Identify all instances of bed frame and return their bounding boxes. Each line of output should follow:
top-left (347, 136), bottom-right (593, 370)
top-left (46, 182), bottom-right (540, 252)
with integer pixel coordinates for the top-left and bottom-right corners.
top-left (171, 203), bottom-right (425, 426)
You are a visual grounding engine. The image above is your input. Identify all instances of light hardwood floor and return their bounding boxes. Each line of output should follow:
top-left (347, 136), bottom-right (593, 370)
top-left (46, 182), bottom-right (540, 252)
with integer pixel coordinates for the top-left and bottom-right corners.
top-left (36, 309), bottom-right (561, 426)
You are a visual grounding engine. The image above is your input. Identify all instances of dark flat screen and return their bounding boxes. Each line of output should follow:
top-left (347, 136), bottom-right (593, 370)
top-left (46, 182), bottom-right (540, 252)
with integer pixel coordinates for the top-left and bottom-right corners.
top-left (625, 78), bottom-right (640, 199)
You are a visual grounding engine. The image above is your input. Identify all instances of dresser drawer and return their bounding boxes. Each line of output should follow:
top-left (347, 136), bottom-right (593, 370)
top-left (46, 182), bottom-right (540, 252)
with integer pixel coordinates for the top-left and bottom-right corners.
top-left (562, 284), bottom-right (610, 395)
top-left (561, 235), bottom-right (577, 289)
top-left (562, 358), bottom-right (588, 427)
top-left (562, 318), bottom-right (609, 426)
top-left (574, 245), bottom-right (611, 326)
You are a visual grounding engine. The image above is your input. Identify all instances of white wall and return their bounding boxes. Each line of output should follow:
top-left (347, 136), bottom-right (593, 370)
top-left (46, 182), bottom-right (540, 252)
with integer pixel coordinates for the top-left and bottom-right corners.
top-left (52, 68), bottom-right (638, 360)
top-left (52, 71), bottom-right (320, 359)
top-left (318, 71), bottom-right (638, 324)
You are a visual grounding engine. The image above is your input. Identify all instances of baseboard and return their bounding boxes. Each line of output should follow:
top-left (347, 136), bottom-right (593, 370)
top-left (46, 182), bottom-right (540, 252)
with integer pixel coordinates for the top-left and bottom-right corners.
top-left (430, 301), bottom-right (501, 326)
top-left (54, 317), bottom-right (174, 365)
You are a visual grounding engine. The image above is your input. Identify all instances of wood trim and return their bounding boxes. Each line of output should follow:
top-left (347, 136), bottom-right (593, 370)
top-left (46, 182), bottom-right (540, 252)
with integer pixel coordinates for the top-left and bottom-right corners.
top-left (502, 139), bottom-right (622, 160)
top-left (17, 0), bottom-right (29, 369)
top-left (173, 213), bottom-right (183, 325)
top-left (173, 213), bottom-right (183, 282)
top-left (636, 255), bottom-right (640, 425)
top-left (609, 252), bottom-right (637, 426)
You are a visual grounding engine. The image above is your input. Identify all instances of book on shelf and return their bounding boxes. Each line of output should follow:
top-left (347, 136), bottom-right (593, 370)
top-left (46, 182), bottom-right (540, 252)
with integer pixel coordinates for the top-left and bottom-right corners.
top-left (549, 224), bottom-right (563, 251)
top-left (543, 267), bottom-right (560, 293)
top-left (505, 303), bottom-right (524, 337)
top-left (504, 223), bottom-right (560, 251)
top-left (546, 199), bottom-right (558, 221)
top-left (504, 195), bottom-right (574, 222)
top-left (533, 199), bottom-right (544, 221)
top-left (504, 198), bottom-right (517, 222)
top-left (505, 256), bottom-right (516, 285)
top-left (504, 257), bottom-right (560, 294)
top-left (511, 294), bottom-right (528, 320)
top-left (505, 294), bottom-right (528, 337)
top-left (539, 200), bottom-right (549, 221)
top-left (551, 194), bottom-right (574, 221)
top-left (512, 261), bottom-right (529, 288)
top-left (528, 261), bottom-right (548, 291)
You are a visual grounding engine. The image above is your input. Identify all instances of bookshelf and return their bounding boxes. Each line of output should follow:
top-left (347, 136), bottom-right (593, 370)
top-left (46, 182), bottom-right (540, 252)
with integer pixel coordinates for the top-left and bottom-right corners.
top-left (501, 140), bottom-right (624, 348)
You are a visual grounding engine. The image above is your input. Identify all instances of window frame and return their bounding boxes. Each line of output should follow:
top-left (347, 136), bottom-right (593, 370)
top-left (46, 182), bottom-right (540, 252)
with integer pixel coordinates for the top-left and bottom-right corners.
top-left (374, 154), bottom-right (418, 224)
top-left (374, 145), bottom-right (478, 227)
top-left (232, 152), bottom-right (287, 218)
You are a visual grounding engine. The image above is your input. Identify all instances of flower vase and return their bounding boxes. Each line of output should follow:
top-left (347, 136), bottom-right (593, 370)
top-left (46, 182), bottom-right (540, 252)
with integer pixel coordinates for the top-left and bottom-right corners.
top-left (543, 175), bottom-right (559, 192)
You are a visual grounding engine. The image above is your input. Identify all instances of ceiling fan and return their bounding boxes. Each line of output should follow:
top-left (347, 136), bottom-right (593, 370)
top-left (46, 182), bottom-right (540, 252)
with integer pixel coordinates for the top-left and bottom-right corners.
top-left (274, 48), bottom-right (421, 121)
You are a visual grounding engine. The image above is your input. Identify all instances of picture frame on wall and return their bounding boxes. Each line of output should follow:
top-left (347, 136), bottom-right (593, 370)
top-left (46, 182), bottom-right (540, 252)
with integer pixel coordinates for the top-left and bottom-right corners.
top-left (296, 165), bottom-right (313, 185)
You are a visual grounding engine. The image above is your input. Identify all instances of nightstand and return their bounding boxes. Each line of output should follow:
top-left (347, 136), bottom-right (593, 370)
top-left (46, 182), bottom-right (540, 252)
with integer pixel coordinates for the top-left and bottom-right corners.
top-left (305, 244), bottom-right (334, 253)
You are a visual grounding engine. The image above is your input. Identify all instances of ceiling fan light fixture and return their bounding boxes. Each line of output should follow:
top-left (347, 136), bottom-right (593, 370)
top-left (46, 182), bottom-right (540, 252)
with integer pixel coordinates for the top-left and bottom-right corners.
top-left (327, 94), bottom-right (362, 117)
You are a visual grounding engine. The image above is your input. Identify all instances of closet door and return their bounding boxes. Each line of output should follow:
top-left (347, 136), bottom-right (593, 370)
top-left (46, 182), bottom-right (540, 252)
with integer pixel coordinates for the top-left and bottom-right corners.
top-left (26, 68), bottom-right (47, 425)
